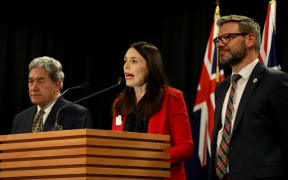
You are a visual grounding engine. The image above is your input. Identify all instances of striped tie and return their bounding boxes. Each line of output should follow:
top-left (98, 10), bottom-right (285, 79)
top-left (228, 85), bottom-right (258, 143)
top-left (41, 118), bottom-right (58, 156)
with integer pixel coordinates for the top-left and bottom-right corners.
top-left (216, 74), bottom-right (241, 179)
top-left (31, 109), bottom-right (45, 132)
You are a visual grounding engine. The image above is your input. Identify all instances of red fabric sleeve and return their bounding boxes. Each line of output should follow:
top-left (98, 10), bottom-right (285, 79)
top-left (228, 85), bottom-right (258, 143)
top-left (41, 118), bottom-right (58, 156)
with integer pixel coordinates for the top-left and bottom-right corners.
top-left (167, 91), bottom-right (194, 164)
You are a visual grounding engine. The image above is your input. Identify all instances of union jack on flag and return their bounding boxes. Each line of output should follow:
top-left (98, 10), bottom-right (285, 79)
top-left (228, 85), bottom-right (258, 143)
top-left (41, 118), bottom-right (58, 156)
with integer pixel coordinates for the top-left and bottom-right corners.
top-left (259, 0), bottom-right (280, 70)
top-left (185, 6), bottom-right (224, 180)
top-left (193, 6), bottom-right (224, 168)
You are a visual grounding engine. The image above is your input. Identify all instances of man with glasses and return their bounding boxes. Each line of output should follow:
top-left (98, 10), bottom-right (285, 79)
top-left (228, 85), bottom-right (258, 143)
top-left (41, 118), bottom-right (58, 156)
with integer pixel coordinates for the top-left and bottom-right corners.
top-left (210, 15), bottom-right (288, 180)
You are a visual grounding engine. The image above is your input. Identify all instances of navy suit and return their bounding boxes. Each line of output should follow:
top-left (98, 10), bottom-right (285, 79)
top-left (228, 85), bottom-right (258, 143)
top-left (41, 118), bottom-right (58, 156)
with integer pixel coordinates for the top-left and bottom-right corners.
top-left (210, 62), bottom-right (288, 180)
top-left (11, 97), bottom-right (92, 134)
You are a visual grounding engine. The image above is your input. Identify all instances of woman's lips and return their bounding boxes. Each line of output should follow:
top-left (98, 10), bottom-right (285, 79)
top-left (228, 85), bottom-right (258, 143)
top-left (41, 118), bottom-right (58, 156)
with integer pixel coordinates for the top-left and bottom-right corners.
top-left (124, 72), bottom-right (134, 80)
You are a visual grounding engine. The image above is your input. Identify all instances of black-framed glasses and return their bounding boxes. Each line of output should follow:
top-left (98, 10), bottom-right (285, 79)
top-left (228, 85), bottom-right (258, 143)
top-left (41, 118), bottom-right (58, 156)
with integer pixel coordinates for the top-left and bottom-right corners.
top-left (213, 33), bottom-right (249, 45)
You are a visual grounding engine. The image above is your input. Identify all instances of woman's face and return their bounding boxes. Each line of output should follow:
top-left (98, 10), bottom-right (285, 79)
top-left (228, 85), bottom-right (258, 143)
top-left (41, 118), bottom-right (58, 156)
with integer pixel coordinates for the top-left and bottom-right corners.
top-left (123, 47), bottom-right (149, 88)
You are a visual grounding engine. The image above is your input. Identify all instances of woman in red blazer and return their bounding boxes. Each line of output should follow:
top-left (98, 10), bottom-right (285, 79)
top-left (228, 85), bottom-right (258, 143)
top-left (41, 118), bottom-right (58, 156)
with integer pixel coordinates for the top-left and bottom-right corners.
top-left (112, 41), bottom-right (194, 180)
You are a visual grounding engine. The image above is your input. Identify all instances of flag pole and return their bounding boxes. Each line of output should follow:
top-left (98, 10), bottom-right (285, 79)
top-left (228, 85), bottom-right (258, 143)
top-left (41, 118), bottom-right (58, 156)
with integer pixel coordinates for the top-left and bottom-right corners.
top-left (215, 0), bottom-right (221, 83)
top-left (270, 0), bottom-right (276, 33)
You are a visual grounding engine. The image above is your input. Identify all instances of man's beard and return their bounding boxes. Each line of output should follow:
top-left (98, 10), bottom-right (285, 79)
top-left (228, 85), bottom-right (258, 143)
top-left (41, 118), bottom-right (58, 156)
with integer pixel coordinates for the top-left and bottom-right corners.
top-left (220, 43), bottom-right (247, 67)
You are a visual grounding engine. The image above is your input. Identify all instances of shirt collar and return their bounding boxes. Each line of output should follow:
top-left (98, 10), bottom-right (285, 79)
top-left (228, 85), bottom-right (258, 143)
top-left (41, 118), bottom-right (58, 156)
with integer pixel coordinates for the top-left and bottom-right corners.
top-left (37, 93), bottom-right (60, 114)
top-left (232, 58), bottom-right (259, 80)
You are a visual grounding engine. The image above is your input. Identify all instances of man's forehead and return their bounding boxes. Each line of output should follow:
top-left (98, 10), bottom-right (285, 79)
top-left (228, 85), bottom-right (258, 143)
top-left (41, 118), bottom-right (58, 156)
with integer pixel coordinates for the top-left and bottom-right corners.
top-left (28, 76), bottom-right (45, 80)
top-left (29, 72), bottom-right (49, 80)
top-left (219, 23), bottom-right (239, 35)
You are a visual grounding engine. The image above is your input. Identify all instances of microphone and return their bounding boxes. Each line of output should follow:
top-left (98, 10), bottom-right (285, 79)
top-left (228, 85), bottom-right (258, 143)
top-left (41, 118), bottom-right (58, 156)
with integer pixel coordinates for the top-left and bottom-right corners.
top-left (36, 82), bottom-right (88, 132)
top-left (53, 77), bottom-right (123, 131)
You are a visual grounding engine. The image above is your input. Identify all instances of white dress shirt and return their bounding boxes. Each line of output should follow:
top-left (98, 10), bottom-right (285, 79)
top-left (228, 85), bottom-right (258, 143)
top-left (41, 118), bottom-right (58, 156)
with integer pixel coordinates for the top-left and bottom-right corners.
top-left (216, 59), bottom-right (259, 171)
top-left (36, 95), bottom-right (59, 125)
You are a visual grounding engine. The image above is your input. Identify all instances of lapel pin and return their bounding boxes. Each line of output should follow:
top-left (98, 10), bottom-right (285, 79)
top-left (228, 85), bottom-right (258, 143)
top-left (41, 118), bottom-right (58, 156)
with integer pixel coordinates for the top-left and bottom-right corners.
top-left (253, 78), bottom-right (258, 83)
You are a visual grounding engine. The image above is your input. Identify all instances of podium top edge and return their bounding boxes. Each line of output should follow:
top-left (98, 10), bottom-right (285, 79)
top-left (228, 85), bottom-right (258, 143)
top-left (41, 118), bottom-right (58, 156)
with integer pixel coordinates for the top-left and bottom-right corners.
top-left (0, 129), bottom-right (170, 142)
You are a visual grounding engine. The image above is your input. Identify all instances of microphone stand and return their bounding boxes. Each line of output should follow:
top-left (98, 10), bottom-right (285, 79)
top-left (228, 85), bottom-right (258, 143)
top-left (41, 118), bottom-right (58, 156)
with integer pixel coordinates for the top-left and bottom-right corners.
top-left (42, 83), bottom-right (88, 110)
top-left (53, 78), bottom-right (123, 131)
top-left (39, 82), bottom-right (89, 131)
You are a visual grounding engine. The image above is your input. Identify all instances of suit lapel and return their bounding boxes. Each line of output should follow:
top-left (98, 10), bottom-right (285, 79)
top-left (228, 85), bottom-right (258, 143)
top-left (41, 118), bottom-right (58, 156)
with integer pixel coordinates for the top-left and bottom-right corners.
top-left (211, 77), bottom-right (231, 151)
top-left (215, 78), bottom-right (231, 130)
top-left (231, 62), bottom-right (265, 138)
top-left (27, 106), bottom-right (38, 132)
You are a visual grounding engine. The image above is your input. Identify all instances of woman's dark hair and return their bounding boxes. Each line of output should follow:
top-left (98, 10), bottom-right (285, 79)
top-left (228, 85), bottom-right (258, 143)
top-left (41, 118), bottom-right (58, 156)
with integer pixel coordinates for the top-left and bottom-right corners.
top-left (114, 41), bottom-right (169, 120)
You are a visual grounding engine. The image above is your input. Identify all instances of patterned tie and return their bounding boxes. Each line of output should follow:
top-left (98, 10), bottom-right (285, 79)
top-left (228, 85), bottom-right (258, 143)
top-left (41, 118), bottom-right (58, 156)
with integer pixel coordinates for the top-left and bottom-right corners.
top-left (216, 74), bottom-right (241, 179)
top-left (31, 109), bottom-right (45, 132)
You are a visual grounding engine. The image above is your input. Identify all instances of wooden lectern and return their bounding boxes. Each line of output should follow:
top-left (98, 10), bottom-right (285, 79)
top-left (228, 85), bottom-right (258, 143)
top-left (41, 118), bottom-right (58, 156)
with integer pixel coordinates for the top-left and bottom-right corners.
top-left (0, 129), bottom-right (171, 179)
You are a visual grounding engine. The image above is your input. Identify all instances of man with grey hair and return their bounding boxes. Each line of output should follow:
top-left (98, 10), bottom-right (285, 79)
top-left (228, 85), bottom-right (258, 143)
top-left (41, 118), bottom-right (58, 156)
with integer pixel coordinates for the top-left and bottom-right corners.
top-left (11, 56), bottom-right (92, 134)
top-left (210, 15), bottom-right (288, 180)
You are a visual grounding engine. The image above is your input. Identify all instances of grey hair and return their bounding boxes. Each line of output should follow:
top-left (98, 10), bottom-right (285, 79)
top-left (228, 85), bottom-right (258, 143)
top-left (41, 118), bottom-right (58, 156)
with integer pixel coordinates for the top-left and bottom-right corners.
top-left (29, 56), bottom-right (65, 88)
top-left (217, 15), bottom-right (261, 53)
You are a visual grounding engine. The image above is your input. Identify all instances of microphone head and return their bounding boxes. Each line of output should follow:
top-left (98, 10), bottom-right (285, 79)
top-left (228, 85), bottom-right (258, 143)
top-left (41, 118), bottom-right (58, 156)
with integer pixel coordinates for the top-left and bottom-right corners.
top-left (117, 77), bottom-right (123, 84)
top-left (80, 82), bottom-right (90, 88)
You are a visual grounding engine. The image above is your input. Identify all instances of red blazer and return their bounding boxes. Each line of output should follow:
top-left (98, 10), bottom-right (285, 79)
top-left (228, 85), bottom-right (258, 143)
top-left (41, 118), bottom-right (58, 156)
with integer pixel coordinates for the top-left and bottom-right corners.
top-left (112, 87), bottom-right (194, 180)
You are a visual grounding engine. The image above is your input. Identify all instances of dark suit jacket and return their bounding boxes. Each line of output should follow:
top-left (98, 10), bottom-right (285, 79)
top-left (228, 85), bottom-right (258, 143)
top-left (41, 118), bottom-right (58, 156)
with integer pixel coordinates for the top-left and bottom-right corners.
top-left (11, 97), bottom-right (93, 134)
top-left (210, 62), bottom-right (288, 180)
